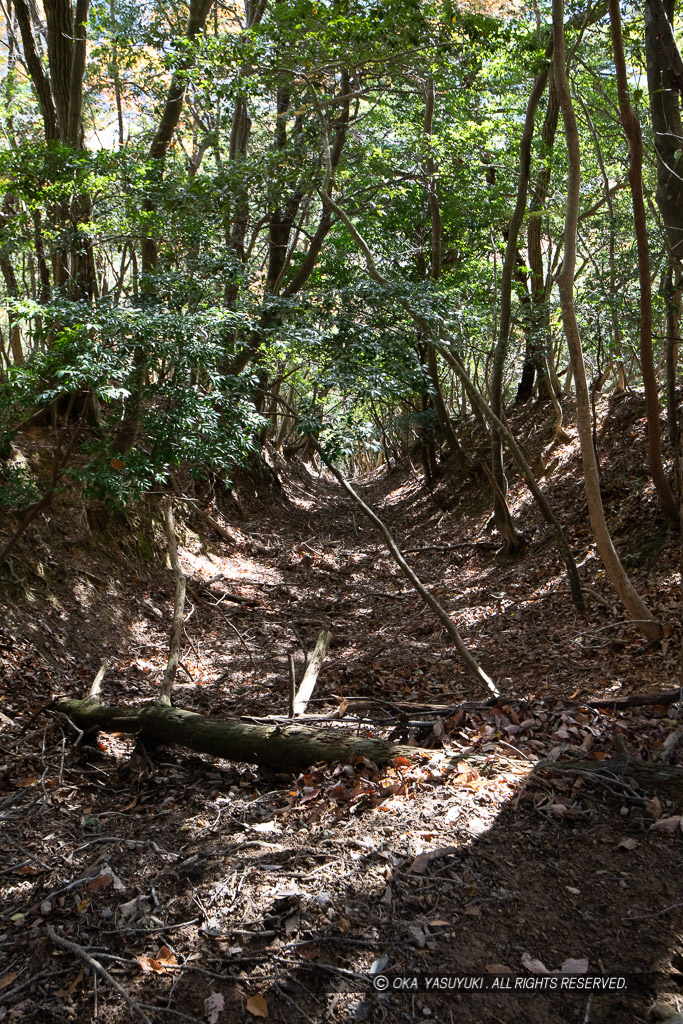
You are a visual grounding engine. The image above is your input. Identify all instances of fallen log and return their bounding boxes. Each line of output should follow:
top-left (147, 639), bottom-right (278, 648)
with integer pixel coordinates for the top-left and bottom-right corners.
top-left (55, 697), bottom-right (432, 771)
top-left (535, 756), bottom-right (683, 799)
top-left (586, 689), bottom-right (681, 710)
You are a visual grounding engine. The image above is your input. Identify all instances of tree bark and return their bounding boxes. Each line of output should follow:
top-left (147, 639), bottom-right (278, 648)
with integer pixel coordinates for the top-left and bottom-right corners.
top-left (43, 0), bottom-right (74, 141)
top-left (665, 263), bottom-right (681, 455)
top-left (517, 79), bottom-right (561, 402)
top-left (645, 0), bottom-right (683, 266)
top-left (141, 0), bottom-right (214, 280)
top-left (608, 0), bottom-right (677, 524)
top-left (552, 0), bottom-right (660, 641)
top-left (14, 0), bottom-right (59, 140)
top-left (55, 697), bottom-right (432, 770)
top-left (66, 0), bottom-right (90, 147)
top-left (489, 60), bottom-right (549, 550)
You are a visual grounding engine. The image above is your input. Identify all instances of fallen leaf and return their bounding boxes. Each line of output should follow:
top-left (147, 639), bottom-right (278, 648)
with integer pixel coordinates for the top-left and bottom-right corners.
top-left (0, 972), bottom-right (18, 991)
top-left (560, 958), bottom-right (589, 974)
top-left (646, 796), bottom-right (662, 819)
top-left (136, 955), bottom-right (164, 974)
top-left (205, 991), bottom-right (225, 1023)
top-left (297, 944), bottom-right (319, 960)
top-left (246, 994), bottom-right (268, 1018)
top-left (617, 838), bottom-right (638, 850)
top-left (87, 872), bottom-right (113, 893)
top-left (651, 816), bottom-right (682, 833)
top-left (521, 952), bottom-right (549, 974)
top-left (409, 851), bottom-right (432, 874)
top-left (156, 946), bottom-right (178, 968)
top-left (55, 970), bottom-right (84, 996)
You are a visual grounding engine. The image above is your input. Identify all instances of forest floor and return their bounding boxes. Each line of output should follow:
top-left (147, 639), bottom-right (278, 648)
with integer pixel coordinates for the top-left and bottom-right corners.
top-left (0, 391), bottom-right (682, 1024)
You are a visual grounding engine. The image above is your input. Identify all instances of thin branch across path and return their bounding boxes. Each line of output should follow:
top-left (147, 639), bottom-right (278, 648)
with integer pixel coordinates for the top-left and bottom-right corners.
top-left (310, 439), bottom-right (500, 697)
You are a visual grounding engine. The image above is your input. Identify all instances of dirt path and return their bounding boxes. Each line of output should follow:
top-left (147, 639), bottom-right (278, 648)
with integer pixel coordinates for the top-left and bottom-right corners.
top-left (1, 444), bottom-right (682, 1024)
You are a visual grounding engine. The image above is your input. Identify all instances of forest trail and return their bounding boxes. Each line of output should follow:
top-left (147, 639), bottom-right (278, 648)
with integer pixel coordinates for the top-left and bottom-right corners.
top-left (1, 403), bottom-right (682, 1024)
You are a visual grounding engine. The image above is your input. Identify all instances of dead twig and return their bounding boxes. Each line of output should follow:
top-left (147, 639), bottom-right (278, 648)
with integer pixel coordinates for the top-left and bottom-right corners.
top-left (46, 925), bottom-right (152, 1024)
top-left (625, 901), bottom-right (683, 921)
top-left (0, 831), bottom-right (50, 870)
top-left (187, 585), bottom-right (257, 671)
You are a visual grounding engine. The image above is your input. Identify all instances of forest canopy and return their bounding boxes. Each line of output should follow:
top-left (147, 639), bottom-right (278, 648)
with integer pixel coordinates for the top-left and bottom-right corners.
top-left (0, 0), bottom-right (679, 628)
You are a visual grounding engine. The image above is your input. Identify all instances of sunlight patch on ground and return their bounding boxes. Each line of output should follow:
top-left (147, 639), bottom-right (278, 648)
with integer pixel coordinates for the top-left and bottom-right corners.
top-left (182, 549), bottom-right (283, 586)
top-left (288, 496), bottom-right (316, 510)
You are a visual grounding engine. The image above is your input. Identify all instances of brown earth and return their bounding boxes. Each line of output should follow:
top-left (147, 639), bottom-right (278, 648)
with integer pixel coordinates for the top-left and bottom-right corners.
top-left (0, 391), bottom-right (681, 1024)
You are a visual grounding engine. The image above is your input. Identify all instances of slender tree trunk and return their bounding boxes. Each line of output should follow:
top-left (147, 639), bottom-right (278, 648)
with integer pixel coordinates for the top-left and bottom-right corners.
top-left (645, 0), bottom-right (683, 266)
top-left (553, 0), bottom-right (660, 640)
top-left (518, 78), bottom-right (560, 403)
top-left (665, 263), bottom-right (681, 455)
top-left (109, 0), bottom-right (125, 148)
top-left (0, 213), bottom-right (24, 364)
top-left (489, 62), bottom-right (549, 551)
top-left (158, 498), bottom-right (187, 705)
top-left (608, 0), bottom-right (677, 524)
top-left (14, 0), bottom-right (59, 140)
top-left (421, 82), bottom-right (470, 477)
top-left (114, 0), bottom-right (214, 452)
top-left (426, 344), bottom-right (470, 472)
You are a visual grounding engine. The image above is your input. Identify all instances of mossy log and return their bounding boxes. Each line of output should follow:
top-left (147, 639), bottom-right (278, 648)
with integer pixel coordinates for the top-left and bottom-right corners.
top-left (56, 697), bottom-right (432, 771)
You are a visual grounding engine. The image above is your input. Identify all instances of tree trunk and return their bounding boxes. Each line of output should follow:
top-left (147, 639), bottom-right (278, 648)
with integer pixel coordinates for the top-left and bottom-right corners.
top-left (293, 630), bottom-right (332, 716)
top-left (14, 0), bottom-right (59, 141)
top-left (426, 344), bottom-right (470, 472)
top-left (552, 0), bottom-right (660, 641)
top-left (56, 697), bottom-right (431, 771)
top-left (489, 62), bottom-right (549, 551)
top-left (159, 498), bottom-right (187, 705)
top-left (665, 263), bottom-right (681, 456)
top-left (645, 0), bottom-right (683, 267)
top-left (608, 0), bottom-right (677, 524)
top-left (517, 76), bottom-right (560, 403)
